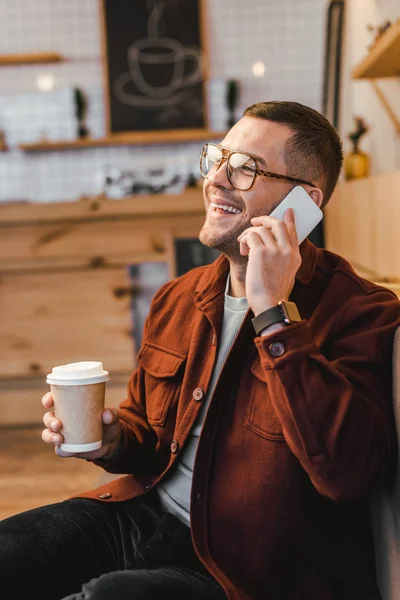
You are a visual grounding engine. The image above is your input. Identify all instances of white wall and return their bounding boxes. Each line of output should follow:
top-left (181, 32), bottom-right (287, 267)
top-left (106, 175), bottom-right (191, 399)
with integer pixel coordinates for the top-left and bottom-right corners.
top-left (340, 0), bottom-right (400, 175)
top-left (0, 0), bottom-right (327, 203)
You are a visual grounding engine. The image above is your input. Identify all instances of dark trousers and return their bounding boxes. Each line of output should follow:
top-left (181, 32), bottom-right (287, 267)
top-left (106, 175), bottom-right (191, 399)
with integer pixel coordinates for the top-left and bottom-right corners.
top-left (0, 490), bottom-right (226, 600)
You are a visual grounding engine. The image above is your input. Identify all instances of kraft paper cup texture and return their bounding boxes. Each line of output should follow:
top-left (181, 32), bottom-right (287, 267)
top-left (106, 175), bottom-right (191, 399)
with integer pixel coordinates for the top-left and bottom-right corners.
top-left (50, 382), bottom-right (106, 452)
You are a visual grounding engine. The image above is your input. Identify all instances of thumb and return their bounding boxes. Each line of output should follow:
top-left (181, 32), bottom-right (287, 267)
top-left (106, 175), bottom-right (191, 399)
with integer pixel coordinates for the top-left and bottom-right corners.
top-left (102, 408), bottom-right (119, 425)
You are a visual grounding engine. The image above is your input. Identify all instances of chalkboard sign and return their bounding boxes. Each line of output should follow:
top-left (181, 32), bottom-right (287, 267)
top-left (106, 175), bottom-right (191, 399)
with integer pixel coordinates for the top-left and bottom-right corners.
top-left (101, 0), bottom-right (207, 134)
top-left (174, 238), bottom-right (220, 277)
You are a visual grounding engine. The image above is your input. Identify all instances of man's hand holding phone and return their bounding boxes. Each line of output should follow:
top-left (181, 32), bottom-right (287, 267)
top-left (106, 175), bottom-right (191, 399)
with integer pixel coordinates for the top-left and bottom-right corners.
top-left (41, 392), bottom-right (123, 460)
top-left (238, 208), bottom-right (301, 318)
top-left (238, 185), bottom-right (323, 318)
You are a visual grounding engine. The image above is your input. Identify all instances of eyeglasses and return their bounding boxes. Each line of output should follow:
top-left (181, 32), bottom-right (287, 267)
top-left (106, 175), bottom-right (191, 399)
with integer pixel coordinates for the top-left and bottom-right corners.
top-left (199, 143), bottom-right (316, 191)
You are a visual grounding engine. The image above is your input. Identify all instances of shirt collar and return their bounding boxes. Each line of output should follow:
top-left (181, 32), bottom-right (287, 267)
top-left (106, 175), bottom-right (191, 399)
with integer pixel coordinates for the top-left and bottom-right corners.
top-left (194, 239), bottom-right (318, 307)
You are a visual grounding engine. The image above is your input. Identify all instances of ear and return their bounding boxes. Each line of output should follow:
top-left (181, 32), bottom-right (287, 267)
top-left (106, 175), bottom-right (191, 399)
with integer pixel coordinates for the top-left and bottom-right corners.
top-left (308, 187), bottom-right (324, 208)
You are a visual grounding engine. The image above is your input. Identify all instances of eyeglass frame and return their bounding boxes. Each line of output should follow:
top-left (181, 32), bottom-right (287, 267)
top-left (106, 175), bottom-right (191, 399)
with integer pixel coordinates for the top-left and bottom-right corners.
top-left (199, 143), bottom-right (317, 191)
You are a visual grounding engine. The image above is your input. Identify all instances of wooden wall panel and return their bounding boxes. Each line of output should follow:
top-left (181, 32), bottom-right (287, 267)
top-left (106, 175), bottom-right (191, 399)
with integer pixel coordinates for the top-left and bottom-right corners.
top-left (0, 215), bottom-right (203, 271)
top-left (325, 171), bottom-right (400, 281)
top-left (0, 268), bottom-right (134, 378)
top-left (372, 172), bottom-right (400, 279)
top-left (0, 374), bottom-right (130, 426)
top-left (0, 222), bottom-right (158, 262)
top-left (325, 177), bottom-right (376, 275)
top-left (0, 190), bottom-right (207, 425)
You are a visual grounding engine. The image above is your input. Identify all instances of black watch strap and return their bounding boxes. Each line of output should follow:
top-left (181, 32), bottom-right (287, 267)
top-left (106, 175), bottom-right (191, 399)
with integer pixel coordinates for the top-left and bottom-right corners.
top-left (252, 301), bottom-right (301, 336)
top-left (252, 305), bottom-right (286, 336)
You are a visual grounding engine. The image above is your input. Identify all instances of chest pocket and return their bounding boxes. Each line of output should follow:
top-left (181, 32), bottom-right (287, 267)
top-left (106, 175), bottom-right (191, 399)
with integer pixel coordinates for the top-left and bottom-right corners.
top-left (245, 357), bottom-right (285, 441)
top-left (138, 343), bottom-right (186, 427)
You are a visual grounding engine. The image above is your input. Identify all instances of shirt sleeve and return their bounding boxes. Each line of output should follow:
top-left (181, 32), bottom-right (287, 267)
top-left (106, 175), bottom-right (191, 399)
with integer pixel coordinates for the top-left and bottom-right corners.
top-left (255, 288), bottom-right (400, 502)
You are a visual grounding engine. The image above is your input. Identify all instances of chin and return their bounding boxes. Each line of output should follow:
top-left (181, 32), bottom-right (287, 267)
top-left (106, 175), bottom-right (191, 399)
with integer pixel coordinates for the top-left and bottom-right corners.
top-left (199, 225), bottom-right (244, 262)
top-left (199, 217), bottom-right (227, 247)
top-left (198, 224), bottom-right (217, 249)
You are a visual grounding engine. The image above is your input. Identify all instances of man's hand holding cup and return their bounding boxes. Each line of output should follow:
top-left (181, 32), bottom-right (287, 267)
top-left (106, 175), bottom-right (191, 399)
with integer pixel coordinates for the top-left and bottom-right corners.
top-left (42, 361), bottom-right (122, 461)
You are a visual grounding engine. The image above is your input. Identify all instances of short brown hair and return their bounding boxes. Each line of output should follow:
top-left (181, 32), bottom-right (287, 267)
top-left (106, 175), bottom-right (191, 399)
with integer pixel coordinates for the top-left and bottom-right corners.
top-left (244, 101), bottom-right (343, 206)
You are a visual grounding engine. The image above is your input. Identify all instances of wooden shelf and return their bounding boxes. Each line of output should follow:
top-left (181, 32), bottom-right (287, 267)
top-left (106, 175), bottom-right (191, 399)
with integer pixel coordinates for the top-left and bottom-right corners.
top-left (352, 19), bottom-right (400, 79)
top-left (19, 129), bottom-right (226, 152)
top-left (0, 52), bottom-right (64, 66)
top-left (0, 188), bottom-right (205, 226)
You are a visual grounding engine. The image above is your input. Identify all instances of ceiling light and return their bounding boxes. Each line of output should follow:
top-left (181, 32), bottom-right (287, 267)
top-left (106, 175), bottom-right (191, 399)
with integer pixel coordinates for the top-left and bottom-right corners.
top-left (36, 74), bottom-right (55, 92)
top-left (252, 61), bottom-right (265, 78)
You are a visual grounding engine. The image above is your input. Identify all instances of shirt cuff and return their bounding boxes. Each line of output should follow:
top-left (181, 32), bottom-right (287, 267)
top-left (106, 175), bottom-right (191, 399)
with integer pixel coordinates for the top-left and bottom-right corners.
top-left (255, 320), bottom-right (317, 369)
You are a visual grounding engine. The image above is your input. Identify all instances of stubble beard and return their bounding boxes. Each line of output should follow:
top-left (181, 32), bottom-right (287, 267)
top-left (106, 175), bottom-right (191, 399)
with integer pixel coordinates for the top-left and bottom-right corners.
top-left (199, 213), bottom-right (251, 263)
top-left (199, 201), bottom-right (271, 263)
top-left (199, 183), bottom-right (275, 262)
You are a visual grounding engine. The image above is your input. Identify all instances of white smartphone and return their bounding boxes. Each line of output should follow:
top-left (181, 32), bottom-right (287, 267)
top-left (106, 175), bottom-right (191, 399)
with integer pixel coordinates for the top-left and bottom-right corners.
top-left (269, 185), bottom-right (323, 245)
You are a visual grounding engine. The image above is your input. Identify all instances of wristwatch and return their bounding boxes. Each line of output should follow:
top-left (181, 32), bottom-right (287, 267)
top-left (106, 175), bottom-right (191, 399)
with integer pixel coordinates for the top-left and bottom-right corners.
top-left (252, 300), bottom-right (301, 335)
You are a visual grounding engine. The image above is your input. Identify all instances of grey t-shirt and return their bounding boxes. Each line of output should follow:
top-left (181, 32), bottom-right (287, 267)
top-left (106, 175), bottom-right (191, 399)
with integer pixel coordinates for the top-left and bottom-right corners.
top-left (157, 278), bottom-right (248, 526)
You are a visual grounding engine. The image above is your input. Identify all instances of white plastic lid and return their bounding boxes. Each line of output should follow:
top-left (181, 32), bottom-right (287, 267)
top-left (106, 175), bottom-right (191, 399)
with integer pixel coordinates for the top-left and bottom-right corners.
top-left (46, 361), bottom-right (110, 386)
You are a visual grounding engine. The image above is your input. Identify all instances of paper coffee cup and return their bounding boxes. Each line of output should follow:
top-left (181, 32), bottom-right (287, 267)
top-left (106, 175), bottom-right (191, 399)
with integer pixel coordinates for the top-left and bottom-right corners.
top-left (46, 361), bottom-right (109, 453)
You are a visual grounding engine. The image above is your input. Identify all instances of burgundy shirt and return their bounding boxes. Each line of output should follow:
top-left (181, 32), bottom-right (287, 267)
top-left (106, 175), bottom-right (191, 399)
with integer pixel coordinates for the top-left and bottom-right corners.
top-left (77, 240), bottom-right (400, 599)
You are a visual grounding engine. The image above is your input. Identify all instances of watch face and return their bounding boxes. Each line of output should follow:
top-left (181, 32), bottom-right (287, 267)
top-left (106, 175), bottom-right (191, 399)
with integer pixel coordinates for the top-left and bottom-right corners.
top-left (280, 301), bottom-right (301, 323)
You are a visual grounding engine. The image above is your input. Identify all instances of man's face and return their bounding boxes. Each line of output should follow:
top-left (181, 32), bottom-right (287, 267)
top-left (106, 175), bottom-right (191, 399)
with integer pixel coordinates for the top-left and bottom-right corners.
top-left (199, 116), bottom-right (296, 261)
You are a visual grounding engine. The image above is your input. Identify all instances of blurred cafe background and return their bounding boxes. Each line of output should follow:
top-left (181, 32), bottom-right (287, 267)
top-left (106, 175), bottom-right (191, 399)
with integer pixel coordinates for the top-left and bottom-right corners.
top-left (0, 0), bottom-right (399, 518)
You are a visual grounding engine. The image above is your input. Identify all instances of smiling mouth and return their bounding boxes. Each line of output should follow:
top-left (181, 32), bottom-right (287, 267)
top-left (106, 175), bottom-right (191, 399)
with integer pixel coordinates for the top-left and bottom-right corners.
top-left (210, 202), bottom-right (242, 215)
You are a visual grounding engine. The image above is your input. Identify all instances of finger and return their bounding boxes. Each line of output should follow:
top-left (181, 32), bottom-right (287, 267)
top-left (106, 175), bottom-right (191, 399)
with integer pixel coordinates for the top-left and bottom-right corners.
top-left (102, 418), bottom-right (122, 445)
top-left (246, 226), bottom-right (277, 248)
top-left (283, 208), bottom-right (299, 246)
top-left (237, 219), bottom-right (279, 242)
top-left (102, 408), bottom-right (118, 426)
top-left (43, 412), bottom-right (63, 431)
top-left (239, 229), bottom-right (269, 256)
top-left (250, 213), bottom-right (293, 240)
top-left (52, 410), bottom-right (121, 458)
top-left (249, 215), bottom-right (279, 229)
top-left (252, 212), bottom-right (297, 248)
top-left (237, 225), bottom-right (257, 243)
top-left (42, 428), bottom-right (64, 446)
top-left (267, 219), bottom-right (293, 248)
top-left (239, 226), bottom-right (275, 249)
top-left (42, 392), bottom-right (54, 409)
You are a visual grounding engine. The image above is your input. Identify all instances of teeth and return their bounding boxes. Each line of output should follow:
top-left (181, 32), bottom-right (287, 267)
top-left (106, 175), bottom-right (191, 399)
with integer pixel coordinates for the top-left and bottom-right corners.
top-left (211, 202), bottom-right (242, 214)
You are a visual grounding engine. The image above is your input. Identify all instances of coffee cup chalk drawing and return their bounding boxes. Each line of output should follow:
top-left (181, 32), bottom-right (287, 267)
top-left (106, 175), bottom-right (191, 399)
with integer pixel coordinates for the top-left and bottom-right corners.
top-left (114, 3), bottom-right (201, 108)
top-left (102, 0), bottom-right (207, 133)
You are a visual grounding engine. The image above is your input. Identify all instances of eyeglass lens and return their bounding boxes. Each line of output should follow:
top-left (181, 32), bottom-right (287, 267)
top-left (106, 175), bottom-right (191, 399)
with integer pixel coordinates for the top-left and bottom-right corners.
top-left (200, 144), bottom-right (256, 191)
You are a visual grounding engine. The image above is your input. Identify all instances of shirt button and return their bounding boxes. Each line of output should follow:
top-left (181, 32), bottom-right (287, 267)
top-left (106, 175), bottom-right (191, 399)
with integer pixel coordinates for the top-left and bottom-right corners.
top-left (170, 440), bottom-right (179, 454)
top-left (192, 387), bottom-right (204, 401)
top-left (269, 342), bottom-right (286, 357)
top-left (98, 492), bottom-right (112, 499)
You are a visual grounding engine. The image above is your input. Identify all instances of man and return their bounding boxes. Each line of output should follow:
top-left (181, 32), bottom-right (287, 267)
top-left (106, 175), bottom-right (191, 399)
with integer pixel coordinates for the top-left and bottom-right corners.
top-left (1, 101), bottom-right (399, 600)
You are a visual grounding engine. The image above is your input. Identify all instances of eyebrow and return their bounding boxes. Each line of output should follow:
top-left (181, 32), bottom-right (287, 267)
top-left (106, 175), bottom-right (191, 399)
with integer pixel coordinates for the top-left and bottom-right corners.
top-left (217, 144), bottom-right (268, 167)
top-left (249, 153), bottom-right (267, 166)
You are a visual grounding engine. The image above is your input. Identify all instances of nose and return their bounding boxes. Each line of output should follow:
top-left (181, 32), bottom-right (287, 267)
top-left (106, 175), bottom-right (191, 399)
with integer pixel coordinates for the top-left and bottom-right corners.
top-left (205, 157), bottom-right (234, 189)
